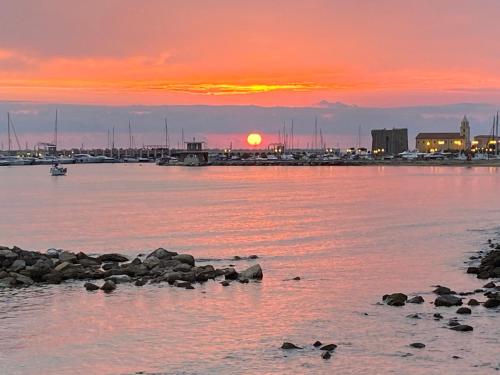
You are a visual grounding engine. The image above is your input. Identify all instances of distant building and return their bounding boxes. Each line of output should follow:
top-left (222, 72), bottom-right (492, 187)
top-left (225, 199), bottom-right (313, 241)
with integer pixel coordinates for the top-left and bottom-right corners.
top-left (415, 116), bottom-right (470, 153)
top-left (472, 135), bottom-right (500, 151)
top-left (371, 128), bottom-right (408, 155)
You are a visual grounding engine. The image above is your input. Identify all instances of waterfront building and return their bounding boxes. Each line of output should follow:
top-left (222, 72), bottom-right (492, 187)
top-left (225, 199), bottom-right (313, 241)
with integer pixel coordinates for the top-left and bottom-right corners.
top-left (472, 135), bottom-right (500, 152)
top-left (371, 128), bottom-right (408, 155)
top-left (415, 116), bottom-right (470, 153)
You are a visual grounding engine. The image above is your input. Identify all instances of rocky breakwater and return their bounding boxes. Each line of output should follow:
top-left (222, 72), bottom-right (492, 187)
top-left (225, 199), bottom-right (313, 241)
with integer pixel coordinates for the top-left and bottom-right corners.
top-left (0, 246), bottom-right (263, 292)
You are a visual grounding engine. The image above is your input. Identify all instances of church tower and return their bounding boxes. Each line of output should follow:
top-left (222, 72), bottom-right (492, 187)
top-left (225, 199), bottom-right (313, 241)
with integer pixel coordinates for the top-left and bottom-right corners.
top-left (460, 115), bottom-right (471, 149)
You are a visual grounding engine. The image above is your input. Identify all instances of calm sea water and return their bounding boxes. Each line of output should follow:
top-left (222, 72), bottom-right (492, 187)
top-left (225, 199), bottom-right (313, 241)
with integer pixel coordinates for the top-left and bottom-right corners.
top-left (0, 164), bottom-right (499, 375)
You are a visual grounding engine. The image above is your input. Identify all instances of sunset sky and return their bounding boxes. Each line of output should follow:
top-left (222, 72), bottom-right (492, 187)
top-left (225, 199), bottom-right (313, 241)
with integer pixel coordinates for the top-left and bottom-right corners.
top-left (1, 0), bottom-right (500, 107)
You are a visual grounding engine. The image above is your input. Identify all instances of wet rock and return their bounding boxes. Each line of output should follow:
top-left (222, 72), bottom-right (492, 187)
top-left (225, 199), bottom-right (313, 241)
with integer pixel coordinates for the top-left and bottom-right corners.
top-left (313, 341), bottom-right (322, 347)
top-left (239, 278), bottom-right (249, 284)
top-left (9, 259), bottom-right (26, 272)
top-left (102, 262), bottom-right (119, 271)
top-left (281, 342), bottom-right (302, 350)
top-left (78, 258), bottom-right (100, 267)
top-left (0, 270), bottom-right (8, 279)
top-left (59, 251), bottom-right (77, 263)
top-left (12, 273), bottom-right (34, 286)
top-left (224, 268), bottom-right (239, 280)
top-left (164, 272), bottom-right (181, 284)
top-left (172, 254), bottom-right (195, 267)
top-left (320, 344), bottom-right (337, 351)
top-left (41, 271), bottom-right (62, 284)
top-left (467, 299), bottom-right (480, 306)
top-left (435, 295), bottom-right (462, 307)
top-left (220, 281), bottom-right (230, 287)
top-left (466, 267), bottom-right (479, 274)
top-left (433, 286), bottom-right (455, 295)
top-left (143, 256), bottom-right (161, 270)
top-left (292, 276), bottom-right (301, 281)
top-left (238, 264), bottom-right (263, 280)
top-left (173, 280), bottom-right (191, 288)
top-left (249, 255), bottom-right (259, 259)
top-left (450, 324), bottom-right (473, 332)
top-left (321, 351), bottom-right (331, 360)
top-left (84, 282), bottom-right (99, 291)
top-left (407, 296), bottom-right (424, 304)
top-left (185, 284), bottom-right (195, 290)
top-left (54, 261), bottom-right (73, 272)
top-left (105, 274), bottom-right (131, 284)
top-left (456, 307), bottom-right (471, 314)
top-left (410, 343), bottom-right (425, 349)
top-left (406, 313), bottom-right (421, 319)
top-left (448, 319), bottom-right (460, 327)
top-left (383, 293), bottom-right (408, 306)
top-left (135, 279), bottom-right (147, 287)
top-left (97, 253), bottom-right (128, 263)
top-left (101, 280), bottom-right (116, 292)
top-left (483, 298), bottom-right (500, 308)
top-left (46, 248), bottom-right (60, 258)
top-left (131, 257), bottom-right (142, 266)
top-left (483, 281), bottom-right (496, 289)
top-left (173, 263), bottom-right (192, 273)
top-left (147, 248), bottom-right (177, 260)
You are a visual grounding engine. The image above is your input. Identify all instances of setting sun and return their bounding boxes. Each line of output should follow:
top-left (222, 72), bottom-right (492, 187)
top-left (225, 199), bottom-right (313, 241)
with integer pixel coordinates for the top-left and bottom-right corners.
top-left (247, 133), bottom-right (262, 146)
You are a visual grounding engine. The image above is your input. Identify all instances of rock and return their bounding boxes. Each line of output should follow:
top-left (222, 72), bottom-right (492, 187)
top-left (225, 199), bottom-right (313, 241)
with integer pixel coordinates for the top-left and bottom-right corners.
top-left (320, 344), bottom-right (337, 351)
top-left (97, 253), bottom-right (128, 263)
top-left (0, 249), bottom-right (18, 259)
top-left (46, 248), bottom-right (60, 258)
top-left (185, 284), bottom-right (195, 290)
top-left (173, 280), bottom-right (191, 288)
top-left (135, 279), bottom-right (147, 287)
top-left (221, 281), bottom-right (230, 287)
top-left (172, 254), bottom-right (195, 267)
top-left (239, 278), bottom-right (249, 284)
top-left (0, 270), bottom-right (8, 279)
top-left (238, 264), bottom-right (263, 280)
top-left (224, 268), bottom-right (239, 280)
top-left (54, 261), bottom-right (73, 272)
top-left (281, 342), bottom-right (302, 350)
top-left (164, 272), bottom-right (181, 284)
top-left (173, 263), bottom-right (192, 272)
top-left (143, 256), bottom-right (161, 269)
top-left (101, 280), bottom-right (116, 292)
top-left (410, 343), bottom-right (425, 349)
top-left (292, 276), bottom-right (301, 281)
top-left (78, 258), bottom-right (100, 267)
top-left (456, 307), bottom-right (471, 314)
top-left (12, 273), bottom-right (34, 285)
top-left (321, 351), bottom-right (331, 360)
top-left (313, 341), bottom-right (322, 347)
top-left (0, 277), bottom-right (16, 287)
top-left (131, 257), bottom-right (142, 266)
top-left (249, 255), bottom-right (259, 259)
top-left (233, 256), bottom-right (242, 260)
top-left (59, 251), bottom-right (77, 263)
top-left (9, 259), bottom-right (26, 272)
top-left (466, 267), bottom-right (479, 274)
top-left (435, 295), bottom-right (462, 307)
top-left (383, 293), bottom-right (408, 306)
top-left (406, 313), bottom-right (421, 319)
top-left (102, 262), bottom-right (119, 270)
top-left (483, 298), bottom-right (500, 308)
top-left (433, 286), bottom-right (455, 295)
top-left (84, 282), bottom-right (99, 291)
top-left (448, 319), bottom-right (460, 327)
top-left (105, 274), bottom-right (131, 284)
top-left (407, 296), bottom-right (424, 304)
top-left (41, 271), bottom-right (62, 284)
top-left (483, 281), bottom-right (496, 288)
top-left (147, 248), bottom-right (177, 259)
top-left (467, 299), bottom-right (480, 306)
top-left (450, 324), bottom-right (473, 332)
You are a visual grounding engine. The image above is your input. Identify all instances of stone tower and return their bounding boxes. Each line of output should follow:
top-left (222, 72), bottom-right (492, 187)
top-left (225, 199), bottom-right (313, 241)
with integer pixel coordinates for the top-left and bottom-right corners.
top-left (460, 115), bottom-right (471, 149)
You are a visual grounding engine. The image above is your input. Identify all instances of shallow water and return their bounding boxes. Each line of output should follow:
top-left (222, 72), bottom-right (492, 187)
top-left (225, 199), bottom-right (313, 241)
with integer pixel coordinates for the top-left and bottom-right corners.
top-left (0, 164), bottom-right (499, 374)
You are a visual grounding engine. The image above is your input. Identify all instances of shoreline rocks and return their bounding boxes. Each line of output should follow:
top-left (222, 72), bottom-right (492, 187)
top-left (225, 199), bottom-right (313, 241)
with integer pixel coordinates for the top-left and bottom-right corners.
top-left (0, 245), bottom-right (264, 292)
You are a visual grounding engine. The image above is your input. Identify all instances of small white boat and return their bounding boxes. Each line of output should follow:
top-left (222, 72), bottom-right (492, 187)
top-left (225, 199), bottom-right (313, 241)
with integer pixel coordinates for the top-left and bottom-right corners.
top-left (50, 165), bottom-right (67, 176)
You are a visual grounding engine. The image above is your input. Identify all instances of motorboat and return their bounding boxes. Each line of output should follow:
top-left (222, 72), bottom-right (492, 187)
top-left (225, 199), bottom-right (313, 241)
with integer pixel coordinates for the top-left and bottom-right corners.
top-left (73, 154), bottom-right (103, 163)
top-left (50, 164), bottom-right (67, 176)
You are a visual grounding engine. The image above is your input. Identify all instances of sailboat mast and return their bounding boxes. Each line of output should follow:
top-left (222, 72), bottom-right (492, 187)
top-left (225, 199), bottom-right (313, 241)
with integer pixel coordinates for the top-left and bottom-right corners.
top-left (54, 109), bottom-right (58, 150)
top-left (496, 111), bottom-right (499, 156)
top-left (165, 117), bottom-right (169, 148)
top-left (291, 120), bottom-right (294, 151)
top-left (7, 112), bottom-right (11, 152)
top-left (128, 121), bottom-right (132, 149)
top-left (314, 116), bottom-right (318, 150)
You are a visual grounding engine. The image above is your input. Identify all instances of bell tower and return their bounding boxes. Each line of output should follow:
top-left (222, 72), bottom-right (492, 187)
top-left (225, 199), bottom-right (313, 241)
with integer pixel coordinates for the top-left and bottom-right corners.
top-left (460, 115), bottom-right (470, 149)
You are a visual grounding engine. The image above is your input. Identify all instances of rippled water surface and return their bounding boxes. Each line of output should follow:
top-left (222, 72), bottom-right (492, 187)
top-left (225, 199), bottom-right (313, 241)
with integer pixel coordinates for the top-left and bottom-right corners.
top-left (0, 164), bottom-right (499, 374)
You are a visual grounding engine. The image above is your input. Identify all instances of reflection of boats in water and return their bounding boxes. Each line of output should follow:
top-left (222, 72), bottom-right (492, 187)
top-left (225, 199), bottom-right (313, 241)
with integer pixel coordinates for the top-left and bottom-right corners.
top-left (156, 156), bottom-right (179, 166)
top-left (50, 164), bottom-right (67, 176)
